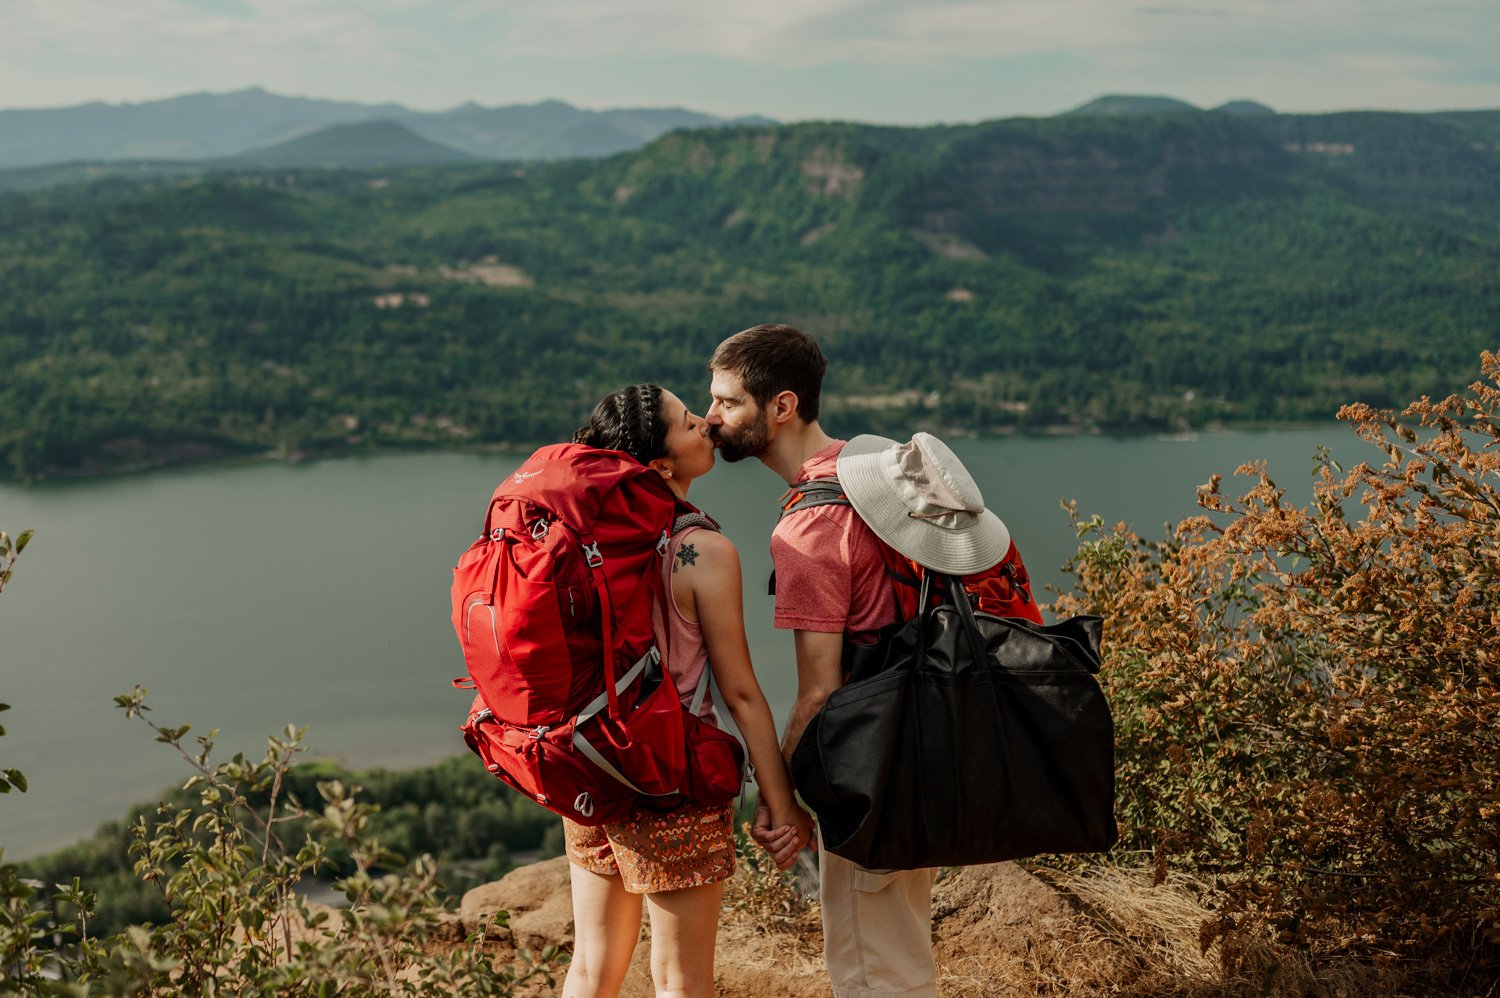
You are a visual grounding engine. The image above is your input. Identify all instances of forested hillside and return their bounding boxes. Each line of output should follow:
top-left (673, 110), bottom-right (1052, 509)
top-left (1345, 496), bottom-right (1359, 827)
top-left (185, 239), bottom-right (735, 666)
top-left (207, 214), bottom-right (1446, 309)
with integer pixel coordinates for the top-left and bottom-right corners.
top-left (3, 111), bottom-right (1497, 478)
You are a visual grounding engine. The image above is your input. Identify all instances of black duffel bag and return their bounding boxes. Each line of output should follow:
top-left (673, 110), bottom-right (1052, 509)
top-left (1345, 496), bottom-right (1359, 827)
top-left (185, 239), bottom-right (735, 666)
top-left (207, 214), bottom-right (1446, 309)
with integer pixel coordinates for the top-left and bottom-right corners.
top-left (791, 575), bottom-right (1117, 870)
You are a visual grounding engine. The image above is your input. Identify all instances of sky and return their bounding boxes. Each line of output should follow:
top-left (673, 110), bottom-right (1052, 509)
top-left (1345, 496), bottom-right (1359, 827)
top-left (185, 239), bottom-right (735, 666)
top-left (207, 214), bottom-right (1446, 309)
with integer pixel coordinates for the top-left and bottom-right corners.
top-left (3, 0), bottom-right (1498, 122)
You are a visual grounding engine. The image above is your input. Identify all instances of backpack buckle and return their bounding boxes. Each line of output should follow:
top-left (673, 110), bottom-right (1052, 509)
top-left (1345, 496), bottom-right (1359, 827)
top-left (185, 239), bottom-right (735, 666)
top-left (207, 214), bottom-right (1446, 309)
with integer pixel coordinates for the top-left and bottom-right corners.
top-left (582, 541), bottom-right (604, 568)
top-left (530, 518), bottom-right (550, 540)
top-left (489, 527), bottom-right (505, 542)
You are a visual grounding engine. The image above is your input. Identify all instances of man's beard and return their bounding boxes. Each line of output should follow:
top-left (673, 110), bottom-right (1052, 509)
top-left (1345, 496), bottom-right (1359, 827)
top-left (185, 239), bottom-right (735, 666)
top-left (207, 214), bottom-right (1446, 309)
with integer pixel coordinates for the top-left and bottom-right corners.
top-left (710, 416), bottom-right (770, 463)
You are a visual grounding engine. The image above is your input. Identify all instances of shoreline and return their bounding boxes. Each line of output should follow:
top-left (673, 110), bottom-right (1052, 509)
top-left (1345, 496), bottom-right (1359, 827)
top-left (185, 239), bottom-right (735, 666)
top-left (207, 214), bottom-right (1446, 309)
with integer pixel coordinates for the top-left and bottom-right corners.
top-left (5, 747), bottom-right (479, 866)
top-left (1, 418), bottom-right (1348, 486)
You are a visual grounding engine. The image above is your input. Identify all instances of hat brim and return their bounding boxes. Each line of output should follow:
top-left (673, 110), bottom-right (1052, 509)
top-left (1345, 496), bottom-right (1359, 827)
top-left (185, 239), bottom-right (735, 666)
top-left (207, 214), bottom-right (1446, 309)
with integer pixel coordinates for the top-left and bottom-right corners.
top-left (837, 434), bottom-right (1012, 575)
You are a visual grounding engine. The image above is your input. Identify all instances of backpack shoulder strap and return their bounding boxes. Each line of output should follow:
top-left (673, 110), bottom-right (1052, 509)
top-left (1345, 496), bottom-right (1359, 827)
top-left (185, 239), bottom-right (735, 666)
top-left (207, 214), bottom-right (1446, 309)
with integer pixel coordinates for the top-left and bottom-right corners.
top-left (769, 476), bottom-right (850, 595)
top-left (777, 476), bottom-right (851, 519)
top-left (673, 509), bottom-right (720, 534)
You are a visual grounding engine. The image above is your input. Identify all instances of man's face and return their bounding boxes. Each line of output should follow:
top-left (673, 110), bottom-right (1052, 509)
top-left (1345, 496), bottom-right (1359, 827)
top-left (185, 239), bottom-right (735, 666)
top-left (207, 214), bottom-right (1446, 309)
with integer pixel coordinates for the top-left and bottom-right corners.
top-left (706, 369), bottom-right (772, 463)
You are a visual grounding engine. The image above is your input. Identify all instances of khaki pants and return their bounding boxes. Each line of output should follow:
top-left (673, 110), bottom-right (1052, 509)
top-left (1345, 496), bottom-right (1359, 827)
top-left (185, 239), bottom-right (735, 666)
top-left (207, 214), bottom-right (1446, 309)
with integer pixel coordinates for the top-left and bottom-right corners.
top-left (819, 834), bottom-right (937, 998)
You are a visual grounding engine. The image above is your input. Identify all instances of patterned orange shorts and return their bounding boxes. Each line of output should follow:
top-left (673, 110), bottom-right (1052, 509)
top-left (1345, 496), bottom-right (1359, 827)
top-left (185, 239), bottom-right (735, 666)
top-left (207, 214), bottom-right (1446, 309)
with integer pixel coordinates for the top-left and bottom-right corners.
top-left (562, 803), bottom-right (735, 894)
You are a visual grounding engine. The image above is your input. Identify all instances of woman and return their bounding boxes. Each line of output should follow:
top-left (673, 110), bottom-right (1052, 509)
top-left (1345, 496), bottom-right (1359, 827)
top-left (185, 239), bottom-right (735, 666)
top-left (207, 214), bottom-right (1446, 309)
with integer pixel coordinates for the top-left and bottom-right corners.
top-left (562, 383), bottom-right (814, 998)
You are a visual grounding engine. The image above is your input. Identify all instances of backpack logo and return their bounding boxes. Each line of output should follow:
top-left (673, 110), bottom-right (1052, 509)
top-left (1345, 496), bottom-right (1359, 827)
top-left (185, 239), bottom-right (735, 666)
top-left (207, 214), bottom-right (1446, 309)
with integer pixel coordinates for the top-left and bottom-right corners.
top-left (512, 469), bottom-right (542, 483)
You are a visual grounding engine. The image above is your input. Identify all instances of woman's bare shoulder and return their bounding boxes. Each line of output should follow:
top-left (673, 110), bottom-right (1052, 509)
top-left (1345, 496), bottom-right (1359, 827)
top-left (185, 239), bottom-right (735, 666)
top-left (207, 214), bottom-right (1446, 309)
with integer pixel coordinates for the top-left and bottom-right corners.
top-left (682, 527), bottom-right (736, 555)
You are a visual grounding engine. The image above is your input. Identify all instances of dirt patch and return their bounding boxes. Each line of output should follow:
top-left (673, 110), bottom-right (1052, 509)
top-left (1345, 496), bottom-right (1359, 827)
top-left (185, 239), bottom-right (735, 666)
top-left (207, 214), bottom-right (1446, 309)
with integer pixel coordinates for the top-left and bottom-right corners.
top-left (801, 147), bottom-right (864, 198)
top-left (828, 390), bottom-right (941, 411)
top-left (686, 143), bottom-right (717, 170)
top-left (800, 223), bottom-right (837, 246)
top-left (912, 229), bottom-right (988, 260)
top-left (372, 292), bottom-right (430, 309)
top-left (440, 256), bottom-right (534, 288)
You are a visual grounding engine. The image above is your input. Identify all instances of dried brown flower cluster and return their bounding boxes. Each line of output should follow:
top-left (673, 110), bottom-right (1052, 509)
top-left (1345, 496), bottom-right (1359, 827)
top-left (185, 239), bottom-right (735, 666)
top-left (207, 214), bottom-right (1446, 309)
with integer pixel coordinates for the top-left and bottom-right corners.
top-left (1053, 352), bottom-right (1500, 979)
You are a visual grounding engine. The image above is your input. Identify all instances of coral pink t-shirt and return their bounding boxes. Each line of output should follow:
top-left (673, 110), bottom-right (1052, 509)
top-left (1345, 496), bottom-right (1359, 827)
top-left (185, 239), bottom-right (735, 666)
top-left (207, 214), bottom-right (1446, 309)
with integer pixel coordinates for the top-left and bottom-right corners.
top-left (771, 441), bottom-right (900, 646)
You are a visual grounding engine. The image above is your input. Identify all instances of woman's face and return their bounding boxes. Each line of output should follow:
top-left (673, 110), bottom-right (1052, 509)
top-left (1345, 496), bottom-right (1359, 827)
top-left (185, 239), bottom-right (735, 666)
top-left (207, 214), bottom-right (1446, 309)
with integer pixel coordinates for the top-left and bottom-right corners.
top-left (655, 389), bottom-right (715, 485)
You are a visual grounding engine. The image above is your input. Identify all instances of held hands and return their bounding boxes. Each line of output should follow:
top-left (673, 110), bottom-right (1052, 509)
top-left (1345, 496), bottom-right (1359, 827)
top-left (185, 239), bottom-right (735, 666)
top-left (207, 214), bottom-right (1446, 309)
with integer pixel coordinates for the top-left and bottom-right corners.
top-left (750, 799), bottom-right (815, 871)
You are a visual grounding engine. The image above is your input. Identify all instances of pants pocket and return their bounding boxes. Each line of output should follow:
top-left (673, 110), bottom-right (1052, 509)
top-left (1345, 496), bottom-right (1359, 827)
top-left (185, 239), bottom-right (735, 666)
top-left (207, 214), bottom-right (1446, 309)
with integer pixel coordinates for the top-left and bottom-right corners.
top-left (852, 868), bottom-right (900, 892)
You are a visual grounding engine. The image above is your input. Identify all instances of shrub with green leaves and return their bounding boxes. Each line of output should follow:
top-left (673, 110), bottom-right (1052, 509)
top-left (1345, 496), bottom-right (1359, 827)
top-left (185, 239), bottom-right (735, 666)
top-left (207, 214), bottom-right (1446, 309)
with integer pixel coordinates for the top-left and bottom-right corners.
top-left (1, 684), bottom-right (564, 996)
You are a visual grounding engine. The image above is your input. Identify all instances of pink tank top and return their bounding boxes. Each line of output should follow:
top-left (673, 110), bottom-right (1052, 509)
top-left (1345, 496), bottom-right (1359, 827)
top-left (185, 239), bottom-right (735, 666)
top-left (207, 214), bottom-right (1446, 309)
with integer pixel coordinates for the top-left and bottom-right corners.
top-left (661, 525), bottom-right (716, 721)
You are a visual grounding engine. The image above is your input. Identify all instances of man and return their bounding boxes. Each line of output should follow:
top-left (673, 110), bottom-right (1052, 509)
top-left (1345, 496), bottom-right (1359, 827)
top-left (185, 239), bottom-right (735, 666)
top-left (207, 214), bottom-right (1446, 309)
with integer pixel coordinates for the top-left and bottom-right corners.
top-left (705, 323), bottom-right (938, 998)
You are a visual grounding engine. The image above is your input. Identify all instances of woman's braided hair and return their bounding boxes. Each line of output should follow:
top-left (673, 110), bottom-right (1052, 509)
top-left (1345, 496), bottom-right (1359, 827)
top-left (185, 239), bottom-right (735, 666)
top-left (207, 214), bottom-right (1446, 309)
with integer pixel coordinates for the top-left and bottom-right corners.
top-left (573, 384), bottom-right (669, 465)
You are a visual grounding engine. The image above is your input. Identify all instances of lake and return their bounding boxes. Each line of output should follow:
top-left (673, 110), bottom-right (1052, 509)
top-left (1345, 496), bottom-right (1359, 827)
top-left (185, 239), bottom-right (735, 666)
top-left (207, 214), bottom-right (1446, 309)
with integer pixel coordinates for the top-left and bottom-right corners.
top-left (0, 426), bottom-right (1356, 859)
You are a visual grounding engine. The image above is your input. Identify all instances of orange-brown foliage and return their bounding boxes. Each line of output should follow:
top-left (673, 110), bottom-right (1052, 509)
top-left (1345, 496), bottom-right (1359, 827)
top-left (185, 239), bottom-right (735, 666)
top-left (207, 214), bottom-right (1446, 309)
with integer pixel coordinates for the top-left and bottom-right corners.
top-left (1052, 353), bottom-right (1500, 982)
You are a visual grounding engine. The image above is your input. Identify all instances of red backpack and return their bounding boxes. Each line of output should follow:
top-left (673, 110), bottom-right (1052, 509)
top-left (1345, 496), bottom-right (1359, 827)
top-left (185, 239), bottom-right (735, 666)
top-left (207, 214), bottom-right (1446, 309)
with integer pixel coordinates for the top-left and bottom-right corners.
top-left (452, 444), bottom-right (743, 825)
top-left (779, 477), bottom-right (1044, 626)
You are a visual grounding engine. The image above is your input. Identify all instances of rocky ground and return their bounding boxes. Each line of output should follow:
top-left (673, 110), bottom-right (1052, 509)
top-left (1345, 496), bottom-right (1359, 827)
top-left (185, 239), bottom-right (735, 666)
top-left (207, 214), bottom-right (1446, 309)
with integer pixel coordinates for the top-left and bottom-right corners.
top-left (444, 856), bottom-right (1390, 997)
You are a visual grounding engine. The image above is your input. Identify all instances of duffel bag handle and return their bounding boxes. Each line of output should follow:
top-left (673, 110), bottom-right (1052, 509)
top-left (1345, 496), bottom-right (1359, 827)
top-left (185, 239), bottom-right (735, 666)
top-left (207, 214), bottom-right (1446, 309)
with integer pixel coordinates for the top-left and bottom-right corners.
top-left (946, 574), bottom-right (991, 664)
top-left (913, 572), bottom-right (988, 667)
top-left (914, 571), bottom-right (935, 663)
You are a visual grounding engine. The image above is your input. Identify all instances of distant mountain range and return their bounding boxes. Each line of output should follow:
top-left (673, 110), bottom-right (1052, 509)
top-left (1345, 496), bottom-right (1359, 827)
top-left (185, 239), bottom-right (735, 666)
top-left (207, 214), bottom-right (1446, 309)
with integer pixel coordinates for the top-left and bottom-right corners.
top-left (1059, 94), bottom-right (1500, 143)
top-left (222, 120), bottom-right (478, 169)
top-left (1063, 95), bottom-right (1276, 117)
top-left (5, 89), bottom-right (1500, 181)
top-left (0, 87), bottom-right (776, 171)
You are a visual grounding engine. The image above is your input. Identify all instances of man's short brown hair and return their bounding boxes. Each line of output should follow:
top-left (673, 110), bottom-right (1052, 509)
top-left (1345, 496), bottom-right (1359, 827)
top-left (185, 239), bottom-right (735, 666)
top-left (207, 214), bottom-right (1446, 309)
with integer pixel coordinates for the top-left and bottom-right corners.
top-left (709, 323), bottom-right (827, 424)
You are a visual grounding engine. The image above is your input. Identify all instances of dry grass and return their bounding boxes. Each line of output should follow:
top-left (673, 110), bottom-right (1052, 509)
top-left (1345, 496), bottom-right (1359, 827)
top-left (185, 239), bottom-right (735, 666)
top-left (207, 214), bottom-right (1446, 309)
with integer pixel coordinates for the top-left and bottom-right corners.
top-left (720, 822), bottom-right (816, 928)
top-left (1028, 864), bottom-right (1415, 997)
top-left (718, 856), bottom-right (1430, 997)
top-left (435, 848), bottom-right (1463, 998)
top-left (470, 847), bottom-right (1456, 996)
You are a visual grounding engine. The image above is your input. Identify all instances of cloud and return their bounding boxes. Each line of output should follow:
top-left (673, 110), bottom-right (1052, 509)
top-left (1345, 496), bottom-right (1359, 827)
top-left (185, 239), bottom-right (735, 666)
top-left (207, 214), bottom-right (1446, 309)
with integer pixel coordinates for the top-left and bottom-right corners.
top-left (2, 0), bottom-right (428, 107)
top-left (1, 0), bottom-right (1496, 117)
top-left (1137, 6), bottom-right (1234, 16)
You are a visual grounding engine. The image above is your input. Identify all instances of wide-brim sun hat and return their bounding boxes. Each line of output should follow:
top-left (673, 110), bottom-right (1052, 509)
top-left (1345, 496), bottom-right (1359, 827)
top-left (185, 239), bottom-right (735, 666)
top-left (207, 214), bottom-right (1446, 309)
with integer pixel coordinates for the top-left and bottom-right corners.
top-left (836, 432), bottom-right (1012, 575)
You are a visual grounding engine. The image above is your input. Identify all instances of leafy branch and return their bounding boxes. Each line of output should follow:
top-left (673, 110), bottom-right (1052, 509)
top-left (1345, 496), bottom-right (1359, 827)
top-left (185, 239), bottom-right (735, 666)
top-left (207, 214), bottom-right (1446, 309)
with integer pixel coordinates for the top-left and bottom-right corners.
top-left (1, 529), bottom-right (33, 795)
top-left (0, 528), bottom-right (32, 596)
